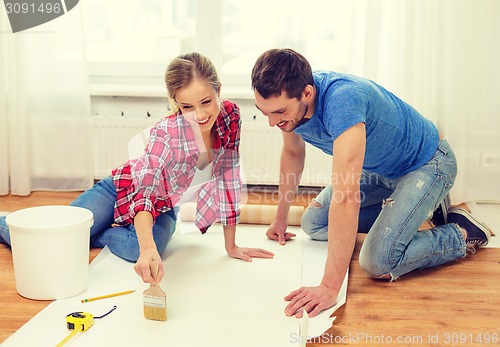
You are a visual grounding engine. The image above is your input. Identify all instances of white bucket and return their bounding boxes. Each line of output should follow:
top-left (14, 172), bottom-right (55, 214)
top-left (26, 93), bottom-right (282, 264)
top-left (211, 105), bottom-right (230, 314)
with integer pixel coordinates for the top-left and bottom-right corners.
top-left (6, 205), bottom-right (93, 300)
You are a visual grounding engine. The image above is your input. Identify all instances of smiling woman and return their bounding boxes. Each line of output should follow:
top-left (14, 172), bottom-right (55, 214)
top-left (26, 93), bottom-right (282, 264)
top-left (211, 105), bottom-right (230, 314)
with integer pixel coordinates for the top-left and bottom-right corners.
top-left (164, 54), bottom-right (223, 166)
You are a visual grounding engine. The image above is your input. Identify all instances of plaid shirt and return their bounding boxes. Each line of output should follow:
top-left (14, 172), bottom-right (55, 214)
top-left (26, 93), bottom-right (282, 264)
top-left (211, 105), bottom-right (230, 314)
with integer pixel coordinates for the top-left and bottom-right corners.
top-left (111, 99), bottom-right (241, 233)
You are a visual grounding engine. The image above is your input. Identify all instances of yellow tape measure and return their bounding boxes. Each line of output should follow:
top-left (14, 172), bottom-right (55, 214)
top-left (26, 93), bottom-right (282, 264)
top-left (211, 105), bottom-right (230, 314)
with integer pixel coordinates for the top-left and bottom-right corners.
top-left (66, 311), bottom-right (94, 332)
top-left (56, 306), bottom-right (116, 347)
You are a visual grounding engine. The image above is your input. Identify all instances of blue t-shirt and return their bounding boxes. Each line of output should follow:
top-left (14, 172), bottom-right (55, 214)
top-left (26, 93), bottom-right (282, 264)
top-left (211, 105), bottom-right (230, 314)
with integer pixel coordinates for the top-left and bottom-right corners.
top-left (294, 71), bottom-right (439, 179)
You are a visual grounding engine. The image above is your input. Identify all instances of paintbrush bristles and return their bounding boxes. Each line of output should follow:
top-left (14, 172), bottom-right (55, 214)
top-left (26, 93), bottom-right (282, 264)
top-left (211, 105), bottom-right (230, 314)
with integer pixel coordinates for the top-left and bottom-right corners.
top-left (144, 304), bottom-right (167, 321)
top-left (143, 284), bottom-right (167, 321)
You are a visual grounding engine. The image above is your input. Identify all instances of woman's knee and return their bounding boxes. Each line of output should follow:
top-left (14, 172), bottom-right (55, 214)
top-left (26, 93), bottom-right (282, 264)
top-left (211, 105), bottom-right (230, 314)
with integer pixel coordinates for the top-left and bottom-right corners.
top-left (108, 242), bottom-right (140, 262)
top-left (91, 226), bottom-right (141, 262)
top-left (152, 228), bottom-right (174, 255)
top-left (153, 211), bottom-right (176, 252)
top-left (112, 231), bottom-right (173, 263)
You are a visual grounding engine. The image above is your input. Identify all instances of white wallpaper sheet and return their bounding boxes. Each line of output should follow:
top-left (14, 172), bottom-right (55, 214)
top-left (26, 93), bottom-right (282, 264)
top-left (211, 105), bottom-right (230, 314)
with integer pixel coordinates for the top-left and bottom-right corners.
top-left (3, 224), bottom-right (347, 347)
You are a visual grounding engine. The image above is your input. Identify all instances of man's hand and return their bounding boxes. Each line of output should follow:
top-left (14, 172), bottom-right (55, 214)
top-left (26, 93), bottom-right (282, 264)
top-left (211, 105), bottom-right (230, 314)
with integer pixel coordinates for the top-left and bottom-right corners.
top-left (266, 220), bottom-right (296, 245)
top-left (284, 283), bottom-right (338, 318)
top-left (134, 248), bottom-right (163, 283)
top-left (226, 245), bottom-right (274, 262)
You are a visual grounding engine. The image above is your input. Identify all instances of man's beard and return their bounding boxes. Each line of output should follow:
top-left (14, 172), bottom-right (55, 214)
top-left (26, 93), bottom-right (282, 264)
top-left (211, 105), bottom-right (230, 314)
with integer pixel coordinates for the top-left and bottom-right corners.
top-left (285, 102), bottom-right (309, 132)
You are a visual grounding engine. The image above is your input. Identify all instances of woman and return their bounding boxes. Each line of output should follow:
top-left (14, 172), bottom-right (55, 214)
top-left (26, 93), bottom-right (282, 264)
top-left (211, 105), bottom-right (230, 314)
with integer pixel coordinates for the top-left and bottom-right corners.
top-left (0, 52), bottom-right (274, 283)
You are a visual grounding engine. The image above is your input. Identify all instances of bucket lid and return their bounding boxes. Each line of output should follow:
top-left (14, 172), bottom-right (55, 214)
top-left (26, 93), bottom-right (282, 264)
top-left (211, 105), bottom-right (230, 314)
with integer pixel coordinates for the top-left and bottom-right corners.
top-left (6, 205), bottom-right (93, 230)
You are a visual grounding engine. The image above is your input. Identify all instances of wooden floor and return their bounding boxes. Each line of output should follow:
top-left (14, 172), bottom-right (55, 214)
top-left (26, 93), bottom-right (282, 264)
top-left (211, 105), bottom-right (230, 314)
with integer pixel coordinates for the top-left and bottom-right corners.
top-left (1, 192), bottom-right (500, 346)
top-left (0, 191), bottom-right (85, 344)
top-left (324, 237), bottom-right (500, 347)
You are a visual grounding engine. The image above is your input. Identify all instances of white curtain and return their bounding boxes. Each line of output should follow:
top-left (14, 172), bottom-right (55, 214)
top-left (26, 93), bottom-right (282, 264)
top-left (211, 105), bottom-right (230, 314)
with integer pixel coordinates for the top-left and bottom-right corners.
top-left (0, 4), bottom-right (93, 196)
top-left (350, 0), bottom-right (500, 204)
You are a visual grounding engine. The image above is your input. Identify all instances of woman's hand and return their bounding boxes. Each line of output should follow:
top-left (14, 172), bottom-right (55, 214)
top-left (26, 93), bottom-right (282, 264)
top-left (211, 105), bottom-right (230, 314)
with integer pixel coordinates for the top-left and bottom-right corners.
top-left (226, 245), bottom-right (274, 262)
top-left (133, 211), bottom-right (163, 283)
top-left (134, 248), bottom-right (164, 283)
top-left (223, 225), bottom-right (274, 262)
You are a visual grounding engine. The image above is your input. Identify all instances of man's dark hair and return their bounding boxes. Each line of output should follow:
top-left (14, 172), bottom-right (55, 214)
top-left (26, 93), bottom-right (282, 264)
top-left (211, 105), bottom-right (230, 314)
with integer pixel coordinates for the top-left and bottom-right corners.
top-left (251, 48), bottom-right (314, 100)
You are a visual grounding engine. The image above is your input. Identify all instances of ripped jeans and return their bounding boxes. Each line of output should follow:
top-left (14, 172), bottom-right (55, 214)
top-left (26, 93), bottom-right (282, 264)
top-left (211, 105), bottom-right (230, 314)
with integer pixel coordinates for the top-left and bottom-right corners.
top-left (300, 139), bottom-right (465, 279)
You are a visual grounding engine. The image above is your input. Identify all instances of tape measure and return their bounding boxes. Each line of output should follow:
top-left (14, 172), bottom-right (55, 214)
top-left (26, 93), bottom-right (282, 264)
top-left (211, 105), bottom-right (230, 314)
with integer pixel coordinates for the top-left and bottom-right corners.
top-left (66, 311), bottom-right (94, 332)
top-left (56, 306), bottom-right (116, 347)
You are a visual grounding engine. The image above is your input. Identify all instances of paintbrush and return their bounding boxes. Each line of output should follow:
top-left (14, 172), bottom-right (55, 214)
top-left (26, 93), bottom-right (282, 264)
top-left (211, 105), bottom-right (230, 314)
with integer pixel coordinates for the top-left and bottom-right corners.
top-left (143, 283), bottom-right (167, 321)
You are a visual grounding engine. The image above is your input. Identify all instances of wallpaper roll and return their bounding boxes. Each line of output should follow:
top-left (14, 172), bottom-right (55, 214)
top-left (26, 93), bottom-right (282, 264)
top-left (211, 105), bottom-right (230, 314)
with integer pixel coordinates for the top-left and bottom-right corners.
top-left (179, 203), bottom-right (305, 226)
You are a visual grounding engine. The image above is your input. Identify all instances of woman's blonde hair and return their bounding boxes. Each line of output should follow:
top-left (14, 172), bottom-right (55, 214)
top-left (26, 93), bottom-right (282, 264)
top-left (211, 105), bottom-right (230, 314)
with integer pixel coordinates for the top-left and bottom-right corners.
top-left (165, 52), bottom-right (221, 113)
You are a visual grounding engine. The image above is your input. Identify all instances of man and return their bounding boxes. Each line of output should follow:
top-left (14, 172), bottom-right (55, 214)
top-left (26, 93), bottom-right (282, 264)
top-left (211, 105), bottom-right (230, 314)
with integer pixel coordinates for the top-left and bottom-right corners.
top-left (251, 48), bottom-right (491, 318)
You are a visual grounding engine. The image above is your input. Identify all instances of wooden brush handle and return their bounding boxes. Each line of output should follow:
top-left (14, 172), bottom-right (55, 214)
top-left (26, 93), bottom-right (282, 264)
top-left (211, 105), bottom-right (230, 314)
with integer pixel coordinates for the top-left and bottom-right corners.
top-left (144, 283), bottom-right (166, 297)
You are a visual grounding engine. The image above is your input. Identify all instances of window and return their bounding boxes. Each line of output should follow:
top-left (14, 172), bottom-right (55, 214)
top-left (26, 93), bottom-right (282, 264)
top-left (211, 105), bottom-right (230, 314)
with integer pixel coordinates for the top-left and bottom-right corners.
top-left (83, 0), bottom-right (356, 95)
top-left (219, 0), bottom-right (355, 89)
top-left (83, 0), bottom-right (196, 85)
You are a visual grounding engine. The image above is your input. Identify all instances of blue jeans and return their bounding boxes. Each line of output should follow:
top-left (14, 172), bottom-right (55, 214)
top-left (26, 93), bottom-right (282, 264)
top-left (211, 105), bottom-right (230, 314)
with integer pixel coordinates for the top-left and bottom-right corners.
top-left (0, 176), bottom-right (177, 262)
top-left (300, 139), bottom-right (465, 279)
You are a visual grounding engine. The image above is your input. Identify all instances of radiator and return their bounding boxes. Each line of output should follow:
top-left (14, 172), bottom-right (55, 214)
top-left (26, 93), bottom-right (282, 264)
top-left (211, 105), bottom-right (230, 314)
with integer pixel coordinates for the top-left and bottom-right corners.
top-left (92, 117), bottom-right (331, 186)
top-left (91, 116), bottom-right (157, 178)
top-left (239, 122), bottom-right (331, 186)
